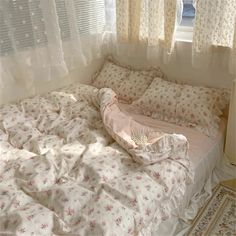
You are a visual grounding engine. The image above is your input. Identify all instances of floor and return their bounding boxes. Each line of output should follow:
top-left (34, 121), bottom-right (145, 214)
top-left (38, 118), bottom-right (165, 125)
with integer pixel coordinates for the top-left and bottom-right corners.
top-left (221, 178), bottom-right (236, 191)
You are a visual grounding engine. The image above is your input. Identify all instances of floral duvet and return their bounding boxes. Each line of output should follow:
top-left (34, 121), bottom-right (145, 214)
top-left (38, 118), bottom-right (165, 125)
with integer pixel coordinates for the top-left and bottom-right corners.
top-left (0, 83), bottom-right (193, 236)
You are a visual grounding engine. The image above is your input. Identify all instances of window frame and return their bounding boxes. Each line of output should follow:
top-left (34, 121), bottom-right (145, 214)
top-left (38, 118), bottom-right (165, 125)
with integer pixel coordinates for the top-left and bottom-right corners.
top-left (176, 25), bottom-right (193, 42)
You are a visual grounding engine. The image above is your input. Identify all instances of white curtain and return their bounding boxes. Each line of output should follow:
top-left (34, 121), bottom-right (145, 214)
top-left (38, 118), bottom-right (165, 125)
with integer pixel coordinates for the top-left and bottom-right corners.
top-left (0, 0), bottom-right (107, 89)
top-left (115, 0), bottom-right (183, 62)
top-left (192, 0), bottom-right (236, 75)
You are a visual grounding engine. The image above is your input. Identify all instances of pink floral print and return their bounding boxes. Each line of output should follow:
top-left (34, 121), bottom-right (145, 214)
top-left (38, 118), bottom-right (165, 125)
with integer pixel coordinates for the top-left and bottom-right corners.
top-left (176, 84), bottom-right (230, 137)
top-left (0, 83), bottom-right (193, 235)
top-left (92, 59), bottom-right (166, 103)
top-left (132, 77), bottom-right (182, 123)
top-left (92, 61), bottom-right (130, 90)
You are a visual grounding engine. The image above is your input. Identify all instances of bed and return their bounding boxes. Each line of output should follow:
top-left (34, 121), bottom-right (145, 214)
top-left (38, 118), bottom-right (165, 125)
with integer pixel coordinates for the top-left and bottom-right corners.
top-left (0, 80), bottom-right (227, 236)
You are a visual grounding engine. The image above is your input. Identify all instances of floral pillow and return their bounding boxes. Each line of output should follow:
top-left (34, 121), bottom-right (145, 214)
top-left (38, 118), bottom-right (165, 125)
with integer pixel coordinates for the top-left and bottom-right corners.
top-left (175, 85), bottom-right (230, 137)
top-left (211, 88), bottom-right (230, 116)
top-left (92, 59), bottom-right (167, 102)
top-left (132, 77), bottom-right (182, 123)
top-left (116, 71), bottom-right (155, 103)
top-left (92, 61), bottom-right (130, 91)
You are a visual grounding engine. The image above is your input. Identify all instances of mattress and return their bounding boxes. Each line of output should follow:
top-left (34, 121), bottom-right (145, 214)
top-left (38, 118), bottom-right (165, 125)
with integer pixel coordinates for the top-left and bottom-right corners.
top-left (119, 103), bottom-right (227, 213)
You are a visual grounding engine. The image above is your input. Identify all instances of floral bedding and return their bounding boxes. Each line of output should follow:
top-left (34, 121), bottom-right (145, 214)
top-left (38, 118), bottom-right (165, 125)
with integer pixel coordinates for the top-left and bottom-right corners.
top-left (0, 83), bottom-right (193, 236)
top-left (99, 88), bottom-right (190, 166)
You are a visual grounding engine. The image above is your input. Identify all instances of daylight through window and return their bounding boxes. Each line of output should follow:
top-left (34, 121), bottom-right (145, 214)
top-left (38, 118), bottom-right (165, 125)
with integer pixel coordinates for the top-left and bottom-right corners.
top-left (181, 0), bottom-right (195, 27)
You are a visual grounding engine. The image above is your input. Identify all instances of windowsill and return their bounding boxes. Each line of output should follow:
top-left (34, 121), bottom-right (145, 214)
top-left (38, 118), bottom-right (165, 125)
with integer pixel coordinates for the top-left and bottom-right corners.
top-left (176, 26), bottom-right (193, 43)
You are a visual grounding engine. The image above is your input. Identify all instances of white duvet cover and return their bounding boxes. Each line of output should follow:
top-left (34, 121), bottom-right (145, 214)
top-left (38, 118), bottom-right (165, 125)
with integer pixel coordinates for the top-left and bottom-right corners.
top-left (0, 83), bottom-right (193, 236)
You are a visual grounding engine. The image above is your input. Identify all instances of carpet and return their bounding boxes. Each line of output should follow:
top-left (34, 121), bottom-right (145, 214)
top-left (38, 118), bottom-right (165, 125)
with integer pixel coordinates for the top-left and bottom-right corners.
top-left (188, 184), bottom-right (236, 236)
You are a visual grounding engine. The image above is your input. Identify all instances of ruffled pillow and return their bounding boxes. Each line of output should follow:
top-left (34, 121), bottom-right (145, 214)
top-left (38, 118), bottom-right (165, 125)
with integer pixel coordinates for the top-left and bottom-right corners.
top-left (92, 61), bottom-right (130, 90)
top-left (132, 77), bottom-right (182, 123)
top-left (132, 78), bottom-right (230, 137)
top-left (175, 85), bottom-right (230, 137)
top-left (117, 70), bottom-right (157, 103)
top-left (92, 59), bottom-right (166, 103)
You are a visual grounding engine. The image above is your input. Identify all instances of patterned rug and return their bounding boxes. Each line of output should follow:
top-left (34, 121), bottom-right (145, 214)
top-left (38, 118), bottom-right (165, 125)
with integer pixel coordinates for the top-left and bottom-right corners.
top-left (188, 184), bottom-right (236, 236)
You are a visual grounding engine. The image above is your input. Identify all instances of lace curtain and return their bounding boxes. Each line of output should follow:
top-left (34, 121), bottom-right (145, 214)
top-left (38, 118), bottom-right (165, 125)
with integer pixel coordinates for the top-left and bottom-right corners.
top-left (116, 0), bottom-right (183, 61)
top-left (192, 0), bottom-right (236, 75)
top-left (0, 0), bottom-right (107, 89)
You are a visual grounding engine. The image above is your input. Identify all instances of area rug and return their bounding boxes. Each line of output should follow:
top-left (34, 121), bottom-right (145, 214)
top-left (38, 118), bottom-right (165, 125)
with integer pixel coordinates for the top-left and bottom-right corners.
top-left (188, 184), bottom-right (236, 236)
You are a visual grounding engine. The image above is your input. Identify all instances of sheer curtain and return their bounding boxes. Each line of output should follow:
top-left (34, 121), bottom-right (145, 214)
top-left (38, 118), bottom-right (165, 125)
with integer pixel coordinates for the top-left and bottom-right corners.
top-left (115, 0), bottom-right (183, 62)
top-left (0, 0), bottom-right (107, 89)
top-left (192, 0), bottom-right (236, 75)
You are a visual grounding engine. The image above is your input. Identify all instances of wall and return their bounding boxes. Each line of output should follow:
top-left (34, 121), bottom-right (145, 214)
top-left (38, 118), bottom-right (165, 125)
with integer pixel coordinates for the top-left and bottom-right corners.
top-left (112, 41), bottom-right (234, 89)
top-left (0, 58), bottom-right (104, 106)
top-left (1, 40), bottom-right (234, 105)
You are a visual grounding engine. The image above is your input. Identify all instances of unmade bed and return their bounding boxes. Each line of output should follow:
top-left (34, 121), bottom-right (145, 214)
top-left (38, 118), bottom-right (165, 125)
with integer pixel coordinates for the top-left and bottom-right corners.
top-left (0, 83), bottom-right (227, 236)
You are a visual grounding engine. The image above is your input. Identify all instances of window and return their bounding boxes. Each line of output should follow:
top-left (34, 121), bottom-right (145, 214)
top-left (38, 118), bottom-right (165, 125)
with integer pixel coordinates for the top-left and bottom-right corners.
top-left (56, 0), bottom-right (105, 37)
top-left (0, 0), bottom-right (47, 56)
top-left (176, 0), bottom-right (195, 42)
top-left (180, 0), bottom-right (195, 27)
top-left (0, 0), bottom-right (106, 56)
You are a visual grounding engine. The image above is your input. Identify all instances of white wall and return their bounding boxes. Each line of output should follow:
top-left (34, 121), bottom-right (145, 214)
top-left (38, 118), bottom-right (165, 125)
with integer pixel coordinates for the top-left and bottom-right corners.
top-left (1, 40), bottom-right (234, 106)
top-left (112, 41), bottom-right (234, 89)
top-left (0, 58), bottom-right (104, 106)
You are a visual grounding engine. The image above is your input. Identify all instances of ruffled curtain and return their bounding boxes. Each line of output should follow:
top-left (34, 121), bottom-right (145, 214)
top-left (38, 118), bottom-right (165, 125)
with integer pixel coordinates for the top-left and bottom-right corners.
top-left (116, 0), bottom-right (183, 62)
top-left (0, 0), bottom-right (106, 89)
top-left (192, 0), bottom-right (236, 75)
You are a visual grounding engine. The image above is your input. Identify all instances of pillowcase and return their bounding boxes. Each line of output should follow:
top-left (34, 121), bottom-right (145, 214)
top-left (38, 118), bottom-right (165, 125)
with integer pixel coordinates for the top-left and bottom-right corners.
top-left (132, 77), bottom-right (230, 137)
top-left (116, 71), bottom-right (156, 103)
top-left (92, 61), bottom-right (130, 91)
top-left (211, 88), bottom-right (230, 115)
top-left (132, 77), bottom-right (182, 123)
top-left (92, 58), bottom-right (166, 103)
top-left (175, 85), bottom-right (230, 137)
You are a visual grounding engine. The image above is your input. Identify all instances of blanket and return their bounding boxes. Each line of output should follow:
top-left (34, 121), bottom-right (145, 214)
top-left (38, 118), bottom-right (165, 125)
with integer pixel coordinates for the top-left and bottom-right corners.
top-left (99, 88), bottom-right (190, 165)
top-left (0, 83), bottom-right (193, 236)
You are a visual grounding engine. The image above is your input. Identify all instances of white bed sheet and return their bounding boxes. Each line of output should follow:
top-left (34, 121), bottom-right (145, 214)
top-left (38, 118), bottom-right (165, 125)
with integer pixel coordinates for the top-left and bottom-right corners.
top-left (119, 103), bottom-right (227, 212)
